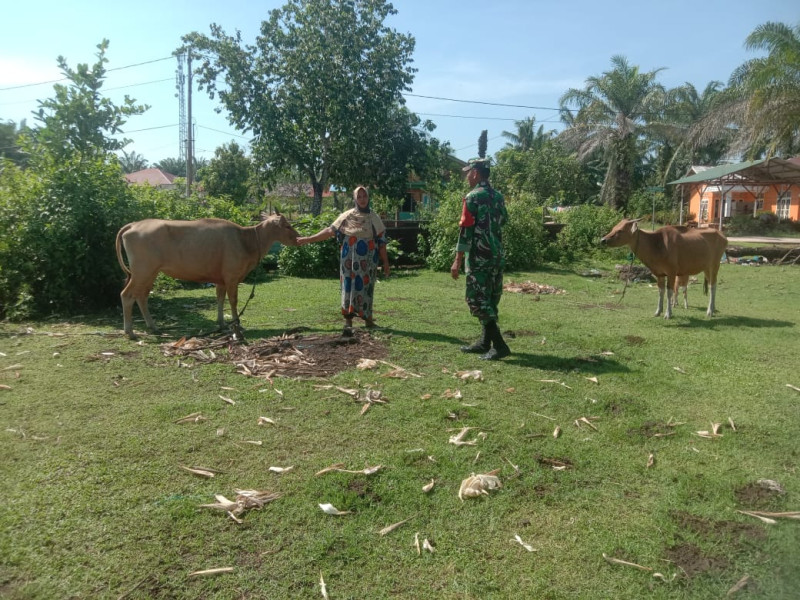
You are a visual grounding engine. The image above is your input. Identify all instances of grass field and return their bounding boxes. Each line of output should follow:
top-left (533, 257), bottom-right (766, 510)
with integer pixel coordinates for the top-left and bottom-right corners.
top-left (2, 261), bottom-right (799, 599)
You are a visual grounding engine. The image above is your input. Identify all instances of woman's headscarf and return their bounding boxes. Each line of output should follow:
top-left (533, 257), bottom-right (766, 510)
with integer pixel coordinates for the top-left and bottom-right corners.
top-left (353, 185), bottom-right (370, 213)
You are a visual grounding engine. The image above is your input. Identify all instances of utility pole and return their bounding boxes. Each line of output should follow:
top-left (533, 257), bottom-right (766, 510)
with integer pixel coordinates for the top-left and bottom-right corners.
top-left (185, 51), bottom-right (194, 196)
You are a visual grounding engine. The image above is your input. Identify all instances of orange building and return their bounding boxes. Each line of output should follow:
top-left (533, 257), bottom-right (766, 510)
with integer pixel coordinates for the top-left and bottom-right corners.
top-left (670, 158), bottom-right (800, 227)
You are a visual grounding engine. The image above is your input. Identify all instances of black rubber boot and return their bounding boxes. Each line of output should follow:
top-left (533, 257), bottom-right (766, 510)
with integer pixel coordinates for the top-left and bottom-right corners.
top-left (460, 323), bottom-right (490, 353)
top-left (480, 321), bottom-right (511, 361)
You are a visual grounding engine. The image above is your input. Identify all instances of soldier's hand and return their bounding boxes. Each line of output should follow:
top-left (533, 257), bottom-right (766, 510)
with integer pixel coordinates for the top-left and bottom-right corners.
top-left (450, 260), bottom-right (460, 280)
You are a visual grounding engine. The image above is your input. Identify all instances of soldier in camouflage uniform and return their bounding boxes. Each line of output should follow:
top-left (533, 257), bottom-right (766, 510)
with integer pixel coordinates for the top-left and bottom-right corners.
top-left (450, 157), bottom-right (511, 360)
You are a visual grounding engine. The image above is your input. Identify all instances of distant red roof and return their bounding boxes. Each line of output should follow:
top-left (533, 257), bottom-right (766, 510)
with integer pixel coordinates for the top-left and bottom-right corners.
top-left (125, 168), bottom-right (177, 186)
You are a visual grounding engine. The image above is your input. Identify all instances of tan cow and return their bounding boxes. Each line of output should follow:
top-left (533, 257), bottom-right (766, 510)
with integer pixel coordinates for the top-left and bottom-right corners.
top-left (116, 214), bottom-right (299, 338)
top-left (600, 218), bottom-right (727, 319)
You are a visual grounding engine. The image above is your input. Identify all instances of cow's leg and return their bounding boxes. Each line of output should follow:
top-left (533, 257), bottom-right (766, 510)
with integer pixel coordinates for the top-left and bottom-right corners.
top-left (655, 276), bottom-right (665, 317)
top-left (706, 267), bottom-right (719, 316)
top-left (120, 280), bottom-right (137, 338)
top-left (664, 275), bottom-right (674, 319)
top-left (121, 275), bottom-right (158, 337)
top-left (215, 284), bottom-right (227, 329)
top-left (681, 284), bottom-right (688, 309)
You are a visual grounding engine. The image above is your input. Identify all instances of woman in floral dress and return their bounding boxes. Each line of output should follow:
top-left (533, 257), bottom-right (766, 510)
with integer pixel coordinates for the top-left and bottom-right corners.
top-left (297, 186), bottom-right (390, 331)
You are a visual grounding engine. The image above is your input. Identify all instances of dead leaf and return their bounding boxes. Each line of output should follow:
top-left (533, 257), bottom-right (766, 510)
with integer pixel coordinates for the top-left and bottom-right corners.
top-left (414, 532), bottom-right (421, 555)
top-left (511, 534), bottom-right (537, 552)
top-left (553, 426), bottom-right (561, 439)
top-left (422, 479), bottom-right (435, 493)
top-left (646, 453), bottom-right (654, 468)
top-left (711, 422), bottom-right (722, 435)
top-left (449, 426), bottom-right (479, 446)
top-left (786, 384), bottom-right (800, 392)
top-left (243, 440), bottom-right (262, 446)
top-left (422, 539), bottom-right (435, 553)
top-left (737, 510), bottom-right (776, 524)
top-left (257, 417), bottom-right (276, 426)
top-left (727, 574), bottom-right (751, 596)
top-left (174, 412), bottom-right (207, 424)
top-left (319, 503), bottom-right (351, 516)
top-left (315, 463), bottom-right (346, 476)
top-left (585, 376), bottom-right (599, 384)
top-left (179, 465), bottom-right (215, 478)
top-left (602, 553), bottom-right (652, 571)
top-left (379, 517), bottom-right (411, 536)
top-left (269, 466), bottom-right (294, 474)
top-left (455, 370), bottom-right (483, 381)
top-left (458, 470), bottom-right (502, 500)
top-left (320, 572), bottom-right (329, 599)
top-left (0, 384), bottom-right (12, 391)
top-left (505, 387), bottom-right (515, 393)
top-left (219, 395), bottom-right (235, 405)
top-left (673, 366), bottom-right (687, 374)
top-left (356, 358), bottom-right (378, 370)
top-left (188, 567), bottom-right (234, 578)
top-left (538, 379), bottom-right (572, 389)
top-left (756, 479), bottom-right (785, 494)
top-left (728, 417), bottom-right (737, 432)
top-left (574, 416), bottom-right (599, 431)
top-left (441, 388), bottom-right (463, 399)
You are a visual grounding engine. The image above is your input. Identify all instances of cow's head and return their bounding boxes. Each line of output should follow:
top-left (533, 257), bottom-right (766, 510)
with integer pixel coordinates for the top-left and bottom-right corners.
top-left (600, 218), bottom-right (643, 247)
top-left (262, 213), bottom-right (301, 246)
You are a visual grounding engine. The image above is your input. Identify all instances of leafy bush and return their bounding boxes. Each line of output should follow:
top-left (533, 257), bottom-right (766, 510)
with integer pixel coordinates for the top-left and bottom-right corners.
top-left (420, 183), bottom-right (551, 272)
top-left (278, 212), bottom-right (340, 277)
top-left (725, 212), bottom-right (799, 236)
top-left (554, 204), bottom-right (625, 262)
top-left (503, 195), bottom-right (548, 271)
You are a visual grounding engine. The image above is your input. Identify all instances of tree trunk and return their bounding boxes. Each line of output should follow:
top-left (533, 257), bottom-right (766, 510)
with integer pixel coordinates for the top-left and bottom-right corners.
top-left (311, 181), bottom-right (323, 216)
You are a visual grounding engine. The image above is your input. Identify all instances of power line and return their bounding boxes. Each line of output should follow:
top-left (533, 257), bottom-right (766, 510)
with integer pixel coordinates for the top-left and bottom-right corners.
top-left (196, 124), bottom-right (249, 139)
top-left (405, 92), bottom-right (561, 112)
top-left (0, 56), bottom-right (173, 91)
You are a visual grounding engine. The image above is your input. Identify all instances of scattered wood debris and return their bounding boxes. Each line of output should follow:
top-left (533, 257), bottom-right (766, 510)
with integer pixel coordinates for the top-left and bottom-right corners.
top-left (188, 567), bottom-right (234, 578)
top-left (511, 534), bottom-right (537, 552)
top-left (200, 489), bottom-right (281, 521)
top-left (174, 412), bottom-right (207, 424)
top-left (727, 574), bottom-right (751, 596)
top-left (319, 503), bottom-right (351, 516)
top-left (503, 281), bottom-right (565, 295)
top-left (378, 517), bottom-right (412, 536)
top-left (602, 553), bottom-right (652, 571)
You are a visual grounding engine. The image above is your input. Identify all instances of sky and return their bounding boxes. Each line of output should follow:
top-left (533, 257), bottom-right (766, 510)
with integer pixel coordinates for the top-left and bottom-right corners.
top-left (1, 0), bottom-right (797, 165)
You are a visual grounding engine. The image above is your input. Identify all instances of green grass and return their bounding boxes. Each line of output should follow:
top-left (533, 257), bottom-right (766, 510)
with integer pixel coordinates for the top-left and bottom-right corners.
top-left (2, 263), bottom-right (799, 599)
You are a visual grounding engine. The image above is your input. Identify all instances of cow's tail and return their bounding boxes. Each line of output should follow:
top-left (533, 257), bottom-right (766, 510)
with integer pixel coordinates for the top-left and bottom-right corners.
top-left (115, 224), bottom-right (132, 281)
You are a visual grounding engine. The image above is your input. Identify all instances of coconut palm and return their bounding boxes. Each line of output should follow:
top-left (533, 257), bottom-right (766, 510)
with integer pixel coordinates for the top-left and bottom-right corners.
top-left (118, 150), bottom-right (149, 173)
top-left (731, 21), bottom-right (800, 157)
top-left (501, 117), bottom-right (553, 152)
top-left (558, 55), bottom-right (667, 210)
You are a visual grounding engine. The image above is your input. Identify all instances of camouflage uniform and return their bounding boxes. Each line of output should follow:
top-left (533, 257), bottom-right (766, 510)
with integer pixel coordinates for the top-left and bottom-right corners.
top-left (456, 180), bottom-right (508, 323)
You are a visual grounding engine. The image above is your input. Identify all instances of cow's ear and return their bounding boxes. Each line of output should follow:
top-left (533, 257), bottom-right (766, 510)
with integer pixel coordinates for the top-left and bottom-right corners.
top-left (274, 208), bottom-right (281, 216)
top-left (631, 221), bottom-right (639, 233)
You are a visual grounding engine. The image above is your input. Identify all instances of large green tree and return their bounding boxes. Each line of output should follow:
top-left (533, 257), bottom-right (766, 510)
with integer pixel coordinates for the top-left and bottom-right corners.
top-left (559, 55), bottom-right (667, 211)
top-left (183, 0), bottom-right (420, 215)
top-left (1, 41), bottom-right (147, 317)
top-left (30, 40), bottom-right (147, 162)
top-left (197, 141), bottom-right (253, 204)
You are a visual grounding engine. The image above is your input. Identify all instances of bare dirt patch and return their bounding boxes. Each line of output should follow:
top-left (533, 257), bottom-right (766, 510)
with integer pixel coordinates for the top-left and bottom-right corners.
top-left (671, 510), bottom-right (765, 542)
top-left (535, 455), bottom-right (574, 470)
top-left (624, 335), bottom-right (646, 346)
top-left (734, 482), bottom-right (785, 509)
top-left (664, 543), bottom-right (728, 578)
top-left (160, 329), bottom-right (389, 378)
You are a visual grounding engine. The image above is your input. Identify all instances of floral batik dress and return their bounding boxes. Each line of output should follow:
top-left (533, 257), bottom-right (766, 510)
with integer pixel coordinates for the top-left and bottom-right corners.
top-left (331, 208), bottom-right (386, 321)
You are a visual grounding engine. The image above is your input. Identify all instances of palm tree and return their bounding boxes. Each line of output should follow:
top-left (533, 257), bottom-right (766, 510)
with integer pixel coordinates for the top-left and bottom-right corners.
top-left (558, 55), bottom-right (667, 210)
top-left (501, 117), bottom-right (553, 152)
top-left (118, 150), bottom-right (149, 173)
top-left (731, 21), bottom-right (800, 157)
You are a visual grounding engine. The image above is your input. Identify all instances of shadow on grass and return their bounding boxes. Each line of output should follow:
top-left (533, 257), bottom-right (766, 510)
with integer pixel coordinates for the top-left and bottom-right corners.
top-left (678, 315), bottom-right (796, 329)
top-left (503, 352), bottom-right (630, 374)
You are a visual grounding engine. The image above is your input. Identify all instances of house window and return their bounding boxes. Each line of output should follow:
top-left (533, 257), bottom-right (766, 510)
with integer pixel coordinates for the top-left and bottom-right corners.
top-left (699, 198), bottom-right (709, 222)
top-left (776, 189), bottom-right (791, 220)
top-left (401, 193), bottom-right (416, 213)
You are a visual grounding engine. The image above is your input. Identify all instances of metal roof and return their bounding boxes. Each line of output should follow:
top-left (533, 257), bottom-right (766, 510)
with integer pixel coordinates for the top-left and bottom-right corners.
top-left (669, 158), bottom-right (800, 186)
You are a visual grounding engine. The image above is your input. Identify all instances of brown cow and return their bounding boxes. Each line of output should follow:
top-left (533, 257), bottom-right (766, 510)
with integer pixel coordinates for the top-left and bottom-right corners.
top-left (600, 218), bottom-right (727, 319)
top-left (672, 274), bottom-right (690, 309)
top-left (116, 214), bottom-right (299, 338)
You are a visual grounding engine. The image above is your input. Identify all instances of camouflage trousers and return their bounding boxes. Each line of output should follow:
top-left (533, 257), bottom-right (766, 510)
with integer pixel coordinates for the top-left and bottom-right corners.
top-left (465, 267), bottom-right (503, 324)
